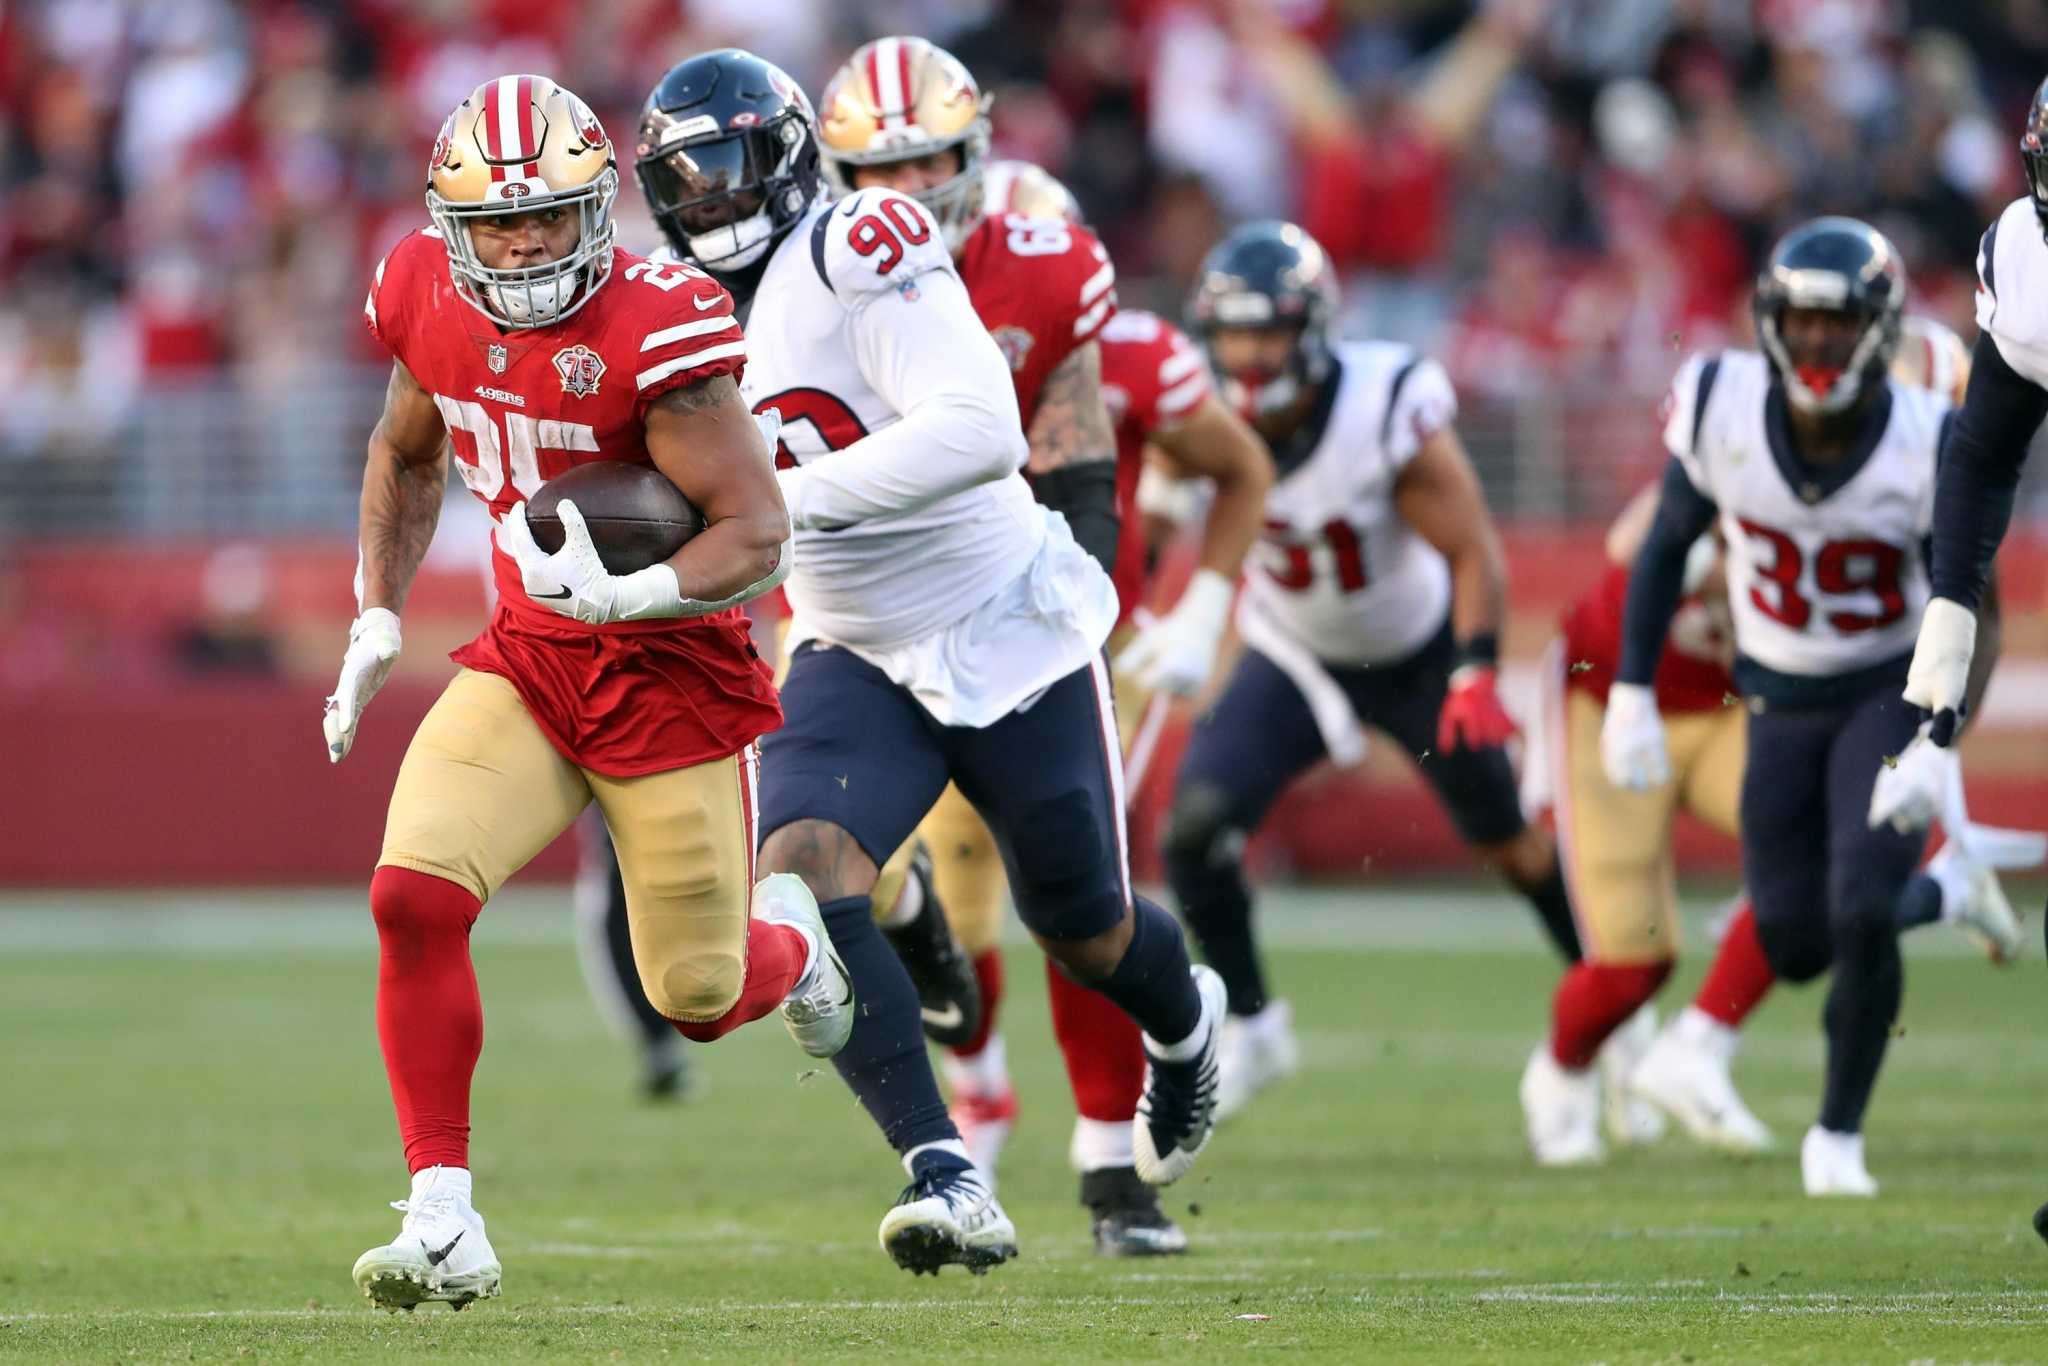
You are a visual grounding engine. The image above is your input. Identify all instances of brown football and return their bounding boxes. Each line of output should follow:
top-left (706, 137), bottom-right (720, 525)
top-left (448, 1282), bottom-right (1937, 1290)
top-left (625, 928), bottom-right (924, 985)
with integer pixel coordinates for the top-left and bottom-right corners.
top-left (527, 461), bottom-right (704, 575)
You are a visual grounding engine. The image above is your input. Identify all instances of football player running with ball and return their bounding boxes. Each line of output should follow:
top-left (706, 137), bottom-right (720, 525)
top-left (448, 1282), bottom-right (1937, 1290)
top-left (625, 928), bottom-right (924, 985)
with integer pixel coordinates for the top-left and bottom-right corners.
top-left (329, 76), bottom-right (850, 1311)
top-left (635, 49), bottom-right (1226, 1275)
top-left (1606, 218), bottom-right (2012, 1197)
top-left (813, 37), bottom-right (1271, 1258)
top-left (1159, 221), bottom-right (1587, 1122)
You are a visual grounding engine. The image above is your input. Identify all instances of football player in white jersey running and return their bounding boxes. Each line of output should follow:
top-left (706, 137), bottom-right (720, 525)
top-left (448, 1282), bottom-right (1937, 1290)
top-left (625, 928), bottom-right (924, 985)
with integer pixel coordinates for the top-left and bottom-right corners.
top-left (1606, 217), bottom-right (2011, 1197)
top-left (632, 49), bottom-right (1226, 1275)
top-left (1158, 221), bottom-right (1589, 1121)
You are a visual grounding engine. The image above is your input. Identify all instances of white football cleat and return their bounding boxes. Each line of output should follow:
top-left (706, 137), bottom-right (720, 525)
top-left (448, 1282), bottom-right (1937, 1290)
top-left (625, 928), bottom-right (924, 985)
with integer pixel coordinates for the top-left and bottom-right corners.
top-left (1596, 1004), bottom-right (1667, 1146)
top-left (878, 1164), bottom-right (1018, 1276)
top-left (351, 1166), bottom-right (501, 1312)
top-left (1928, 841), bottom-right (2023, 965)
top-left (1213, 999), bottom-right (1300, 1123)
top-left (1629, 1008), bottom-right (1773, 1155)
top-left (1520, 1045), bottom-right (1604, 1167)
top-left (754, 873), bottom-right (854, 1058)
top-left (1801, 1124), bottom-right (1878, 1197)
top-left (1134, 966), bottom-right (1227, 1185)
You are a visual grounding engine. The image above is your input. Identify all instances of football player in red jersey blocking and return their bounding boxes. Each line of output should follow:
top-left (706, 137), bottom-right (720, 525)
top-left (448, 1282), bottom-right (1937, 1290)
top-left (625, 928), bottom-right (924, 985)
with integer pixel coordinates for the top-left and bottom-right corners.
top-left (815, 44), bottom-right (1272, 1254)
top-left (327, 76), bottom-right (851, 1311)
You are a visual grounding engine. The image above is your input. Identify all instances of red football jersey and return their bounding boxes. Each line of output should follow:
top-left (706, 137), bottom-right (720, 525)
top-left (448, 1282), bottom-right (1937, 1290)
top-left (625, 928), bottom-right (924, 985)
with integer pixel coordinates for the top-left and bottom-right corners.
top-left (363, 229), bottom-right (779, 775)
top-left (955, 212), bottom-right (1117, 429)
top-left (1560, 563), bottom-right (1734, 713)
top-left (1098, 309), bottom-right (1212, 624)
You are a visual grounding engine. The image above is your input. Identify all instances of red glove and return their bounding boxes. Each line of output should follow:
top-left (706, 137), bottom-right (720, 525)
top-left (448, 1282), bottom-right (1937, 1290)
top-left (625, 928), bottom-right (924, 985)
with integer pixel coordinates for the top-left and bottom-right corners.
top-left (1438, 665), bottom-right (1518, 753)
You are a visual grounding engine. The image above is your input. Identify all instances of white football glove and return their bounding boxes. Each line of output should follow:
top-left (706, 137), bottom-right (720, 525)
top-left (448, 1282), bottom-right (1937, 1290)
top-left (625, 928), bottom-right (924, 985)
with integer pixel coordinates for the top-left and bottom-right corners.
top-left (1867, 722), bottom-right (1960, 834)
top-left (1115, 569), bottom-right (1235, 697)
top-left (496, 498), bottom-right (687, 625)
top-left (1903, 596), bottom-right (1976, 745)
top-left (1600, 682), bottom-right (1671, 791)
top-left (322, 607), bottom-right (401, 764)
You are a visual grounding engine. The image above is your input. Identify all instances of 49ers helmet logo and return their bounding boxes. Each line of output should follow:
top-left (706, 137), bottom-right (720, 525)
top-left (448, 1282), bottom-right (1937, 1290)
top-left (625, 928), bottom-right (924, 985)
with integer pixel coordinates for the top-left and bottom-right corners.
top-left (569, 95), bottom-right (607, 151)
top-left (430, 114), bottom-right (458, 171)
top-left (553, 344), bottom-right (606, 397)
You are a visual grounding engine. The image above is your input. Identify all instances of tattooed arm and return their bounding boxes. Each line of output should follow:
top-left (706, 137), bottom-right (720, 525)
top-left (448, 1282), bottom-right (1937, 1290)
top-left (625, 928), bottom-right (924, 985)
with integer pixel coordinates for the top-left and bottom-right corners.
top-left (643, 372), bottom-right (789, 604)
top-left (1025, 340), bottom-right (1120, 573)
top-left (323, 361), bottom-right (446, 762)
top-left (356, 360), bottom-right (449, 614)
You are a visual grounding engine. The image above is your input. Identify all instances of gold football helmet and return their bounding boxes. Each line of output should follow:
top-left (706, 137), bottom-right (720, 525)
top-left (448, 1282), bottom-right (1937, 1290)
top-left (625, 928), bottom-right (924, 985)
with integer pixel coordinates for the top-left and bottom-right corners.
top-left (818, 36), bottom-right (992, 253)
top-left (426, 74), bottom-right (619, 329)
top-left (980, 158), bottom-right (1079, 223)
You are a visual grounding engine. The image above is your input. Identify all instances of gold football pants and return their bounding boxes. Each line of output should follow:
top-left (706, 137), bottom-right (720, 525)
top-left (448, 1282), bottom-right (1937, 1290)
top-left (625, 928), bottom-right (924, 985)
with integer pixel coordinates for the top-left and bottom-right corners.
top-left (1551, 686), bottom-right (1744, 964)
top-left (378, 668), bottom-right (756, 1023)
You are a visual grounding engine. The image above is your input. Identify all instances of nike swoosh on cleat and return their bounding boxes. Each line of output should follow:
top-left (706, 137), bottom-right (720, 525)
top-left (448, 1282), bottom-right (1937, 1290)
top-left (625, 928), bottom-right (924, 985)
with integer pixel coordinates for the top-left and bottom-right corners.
top-left (424, 1231), bottom-right (464, 1267)
top-left (532, 587), bottom-right (574, 600)
top-left (921, 1003), bottom-right (964, 1030)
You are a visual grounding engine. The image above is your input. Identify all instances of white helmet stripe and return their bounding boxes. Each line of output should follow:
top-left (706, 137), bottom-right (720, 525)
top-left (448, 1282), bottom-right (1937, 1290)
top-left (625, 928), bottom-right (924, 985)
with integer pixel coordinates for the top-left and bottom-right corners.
top-left (874, 37), bottom-right (907, 129)
top-left (496, 73), bottom-right (525, 162)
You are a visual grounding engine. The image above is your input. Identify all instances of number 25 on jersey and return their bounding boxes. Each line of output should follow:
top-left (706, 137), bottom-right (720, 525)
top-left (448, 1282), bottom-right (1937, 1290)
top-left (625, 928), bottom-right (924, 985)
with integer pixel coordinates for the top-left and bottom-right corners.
top-left (433, 395), bottom-right (597, 505)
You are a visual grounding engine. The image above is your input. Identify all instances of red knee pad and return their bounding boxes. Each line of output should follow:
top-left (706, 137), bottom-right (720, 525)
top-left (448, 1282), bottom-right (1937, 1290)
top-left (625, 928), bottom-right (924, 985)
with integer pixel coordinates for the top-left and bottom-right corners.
top-left (370, 866), bottom-right (481, 945)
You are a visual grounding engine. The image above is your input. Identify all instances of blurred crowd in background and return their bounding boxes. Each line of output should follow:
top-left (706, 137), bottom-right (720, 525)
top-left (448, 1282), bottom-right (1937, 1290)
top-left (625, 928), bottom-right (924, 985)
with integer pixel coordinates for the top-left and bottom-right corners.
top-left (5, 0), bottom-right (2048, 531)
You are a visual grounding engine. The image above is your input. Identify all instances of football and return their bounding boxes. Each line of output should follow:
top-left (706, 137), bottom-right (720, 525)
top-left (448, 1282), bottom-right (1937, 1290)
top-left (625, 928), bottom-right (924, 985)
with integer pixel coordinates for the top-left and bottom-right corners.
top-left (527, 461), bottom-right (704, 575)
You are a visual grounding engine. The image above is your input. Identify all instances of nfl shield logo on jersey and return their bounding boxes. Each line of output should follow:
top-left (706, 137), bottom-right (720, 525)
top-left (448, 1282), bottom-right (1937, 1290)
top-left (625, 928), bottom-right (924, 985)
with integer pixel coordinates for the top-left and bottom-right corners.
top-left (486, 343), bottom-right (508, 375)
top-left (553, 344), bottom-right (606, 398)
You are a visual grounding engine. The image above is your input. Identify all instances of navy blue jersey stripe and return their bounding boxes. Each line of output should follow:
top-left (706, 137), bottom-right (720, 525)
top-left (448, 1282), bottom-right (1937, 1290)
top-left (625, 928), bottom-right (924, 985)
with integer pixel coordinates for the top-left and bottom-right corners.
top-left (1690, 354), bottom-right (1722, 456)
top-left (809, 210), bottom-right (836, 296)
top-left (1381, 353), bottom-right (1421, 449)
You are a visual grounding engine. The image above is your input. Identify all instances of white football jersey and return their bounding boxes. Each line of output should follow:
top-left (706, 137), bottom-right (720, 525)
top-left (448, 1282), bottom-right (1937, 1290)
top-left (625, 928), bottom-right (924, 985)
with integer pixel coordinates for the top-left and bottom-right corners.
top-left (1975, 195), bottom-right (2048, 387)
top-left (1238, 341), bottom-right (1455, 666)
top-left (740, 188), bottom-right (1047, 648)
top-left (1666, 349), bottom-right (1947, 680)
top-left (738, 187), bottom-right (1114, 725)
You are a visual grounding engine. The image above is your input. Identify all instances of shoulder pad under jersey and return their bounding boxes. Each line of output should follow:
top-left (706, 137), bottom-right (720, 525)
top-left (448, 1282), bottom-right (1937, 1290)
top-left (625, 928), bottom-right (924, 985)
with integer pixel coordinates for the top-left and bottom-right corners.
top-left (811, 188), bottom-right (956, 306)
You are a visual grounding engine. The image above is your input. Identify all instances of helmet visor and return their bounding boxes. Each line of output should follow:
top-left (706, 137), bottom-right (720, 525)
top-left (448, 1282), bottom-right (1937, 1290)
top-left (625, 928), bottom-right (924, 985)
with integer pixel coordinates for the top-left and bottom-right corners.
top-left (639, 128), bottom-right (777, 234)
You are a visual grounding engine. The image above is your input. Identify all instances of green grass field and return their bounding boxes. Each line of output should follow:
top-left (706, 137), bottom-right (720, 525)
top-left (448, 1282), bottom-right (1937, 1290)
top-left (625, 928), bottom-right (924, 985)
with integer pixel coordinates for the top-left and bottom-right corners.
top-left (4, 884), bottom-right (2047, 1363)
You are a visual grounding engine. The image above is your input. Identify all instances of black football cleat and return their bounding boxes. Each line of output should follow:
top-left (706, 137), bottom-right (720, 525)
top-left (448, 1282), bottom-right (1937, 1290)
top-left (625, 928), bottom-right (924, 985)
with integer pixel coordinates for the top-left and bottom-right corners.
top-left (2033, 1201), bottom-right (2048, 1246)
top-left (639, 1044), bottom-right (705, 1103)
top-left (881, 840), bottom-right (983, 1047)
top-left (1083, 1167), bottom-right (1189, 1257)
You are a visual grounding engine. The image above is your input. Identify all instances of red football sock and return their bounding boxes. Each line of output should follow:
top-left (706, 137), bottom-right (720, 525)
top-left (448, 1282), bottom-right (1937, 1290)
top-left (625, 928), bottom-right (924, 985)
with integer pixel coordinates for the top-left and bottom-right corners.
top-left (370, 866), bottom-right (484, 1174)
top-left (1692, 901), bottom-right (1775, 1027)
top-left (1549, 960), bottom-right (1673, 1070)
top-left (949, 950), bottom-right (1006, 1059)
top-left (673, 919), bottom-right (809, 1042)
top-left (1046, 960), bottom-right (1146, 1122)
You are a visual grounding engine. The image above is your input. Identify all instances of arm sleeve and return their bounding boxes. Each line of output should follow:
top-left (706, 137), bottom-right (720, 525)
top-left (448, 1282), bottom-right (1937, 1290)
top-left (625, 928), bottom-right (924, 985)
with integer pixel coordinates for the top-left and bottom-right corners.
top-left (1032, 462), bottom-right (1119, 574)
top-left (1928, 329), bottom-right (2048, 609)
top-left (778, 262), bottom-right (1027, 530)
top-left (1616, 457), bottom-right (1719, 686)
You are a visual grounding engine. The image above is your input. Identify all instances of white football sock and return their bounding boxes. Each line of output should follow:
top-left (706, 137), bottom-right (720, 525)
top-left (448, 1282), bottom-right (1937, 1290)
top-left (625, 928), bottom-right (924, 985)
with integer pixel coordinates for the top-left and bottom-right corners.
top-left (1069, 1117), bottom-right (1136, 1172)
